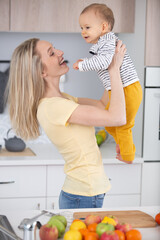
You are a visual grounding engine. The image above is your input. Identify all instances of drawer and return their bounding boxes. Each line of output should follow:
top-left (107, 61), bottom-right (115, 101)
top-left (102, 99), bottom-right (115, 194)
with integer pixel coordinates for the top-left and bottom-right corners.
top-left (103, 194), bottom-right (140, 207)
top-left (0, 197), bottom-right (46, 211)
top-left (47, 166), bottom-right (65, 196)
top-left (104, 164), bottom-right (141, 194)
top-left (0, 166), bottom-right (46, 197)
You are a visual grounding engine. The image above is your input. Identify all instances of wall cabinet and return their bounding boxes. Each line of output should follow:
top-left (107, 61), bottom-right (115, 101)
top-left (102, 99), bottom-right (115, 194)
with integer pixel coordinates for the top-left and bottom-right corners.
top-left (0, 0), bottom-right (9, 31)
top-left (1, 0), bottom-right (135, 33)
top-left (145, 0), bottom-right (160, 66)
top-left (84, 0), bottom-right (135, 33)
top-left (10, 0), bottom-right (84, 32)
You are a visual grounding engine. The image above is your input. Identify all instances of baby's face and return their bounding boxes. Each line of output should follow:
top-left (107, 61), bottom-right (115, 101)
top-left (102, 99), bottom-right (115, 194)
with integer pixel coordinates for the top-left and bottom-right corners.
top-left (79, 10), bottom-right (107, 44)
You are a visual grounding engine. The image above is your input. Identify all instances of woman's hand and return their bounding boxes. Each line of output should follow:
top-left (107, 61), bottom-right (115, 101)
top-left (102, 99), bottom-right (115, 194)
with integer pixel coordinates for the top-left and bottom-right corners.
top-left (108, 40), bottom-right (126, 72)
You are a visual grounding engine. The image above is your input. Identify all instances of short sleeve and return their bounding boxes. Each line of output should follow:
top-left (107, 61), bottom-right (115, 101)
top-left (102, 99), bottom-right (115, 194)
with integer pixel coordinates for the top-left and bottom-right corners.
top-left (42, 97), bottom-right (79, 126)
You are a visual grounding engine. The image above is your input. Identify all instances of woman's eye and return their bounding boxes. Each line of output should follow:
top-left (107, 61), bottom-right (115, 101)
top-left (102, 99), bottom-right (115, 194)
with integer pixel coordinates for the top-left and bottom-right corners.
top-left (50, 52), bottom-right (54, 56)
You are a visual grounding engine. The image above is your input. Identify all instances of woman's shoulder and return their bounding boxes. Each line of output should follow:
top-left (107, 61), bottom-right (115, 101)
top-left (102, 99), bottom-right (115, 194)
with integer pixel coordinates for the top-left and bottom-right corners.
top-left (62, 92), bottom-right (78, 103)
top-left (38, 93), bottom-right (78, 114)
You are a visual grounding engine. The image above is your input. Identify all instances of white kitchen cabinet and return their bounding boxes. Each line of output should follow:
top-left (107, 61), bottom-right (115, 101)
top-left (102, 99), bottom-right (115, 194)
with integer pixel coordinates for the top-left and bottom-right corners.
top-left (103, 194), bottom-right (140, 208)
top-left (103, 164), bottom-right (141, 207)
top-left (46, 163), bottom-right (142, 209)
top-left (46, 165), bottom-right (65, 197)
top-left (141, 162), bottom-right (160, 206)
top-left (9, 0), bottom-right (135, 33)
top-left (0, 166), bottom-right (46, 211)
top-left (104, 164), bottom-right (141, 195)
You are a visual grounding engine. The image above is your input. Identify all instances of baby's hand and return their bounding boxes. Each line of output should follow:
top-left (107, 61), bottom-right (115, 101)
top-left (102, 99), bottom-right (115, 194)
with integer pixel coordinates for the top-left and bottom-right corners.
top-left (73, 59), bottom-right (83, 70)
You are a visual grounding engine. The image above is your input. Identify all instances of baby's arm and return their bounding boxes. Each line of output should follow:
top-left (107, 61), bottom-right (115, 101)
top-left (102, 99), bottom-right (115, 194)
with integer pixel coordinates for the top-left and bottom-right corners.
top-left (77, 38), bottom-right (116, 71)
top-left (73, 59), bottom-right (83, 70)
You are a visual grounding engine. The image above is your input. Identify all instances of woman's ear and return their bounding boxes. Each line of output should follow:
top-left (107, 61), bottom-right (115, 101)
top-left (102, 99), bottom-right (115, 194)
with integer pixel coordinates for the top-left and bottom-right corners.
top-left (42, 66), bottom-right (47, 78)
top-left (42, 71), bottom-right (47, 78)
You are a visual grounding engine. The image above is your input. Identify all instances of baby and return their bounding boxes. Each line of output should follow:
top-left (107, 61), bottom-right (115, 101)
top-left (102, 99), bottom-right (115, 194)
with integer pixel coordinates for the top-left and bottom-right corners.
top-left (73, 3), bottom-right (142, 164)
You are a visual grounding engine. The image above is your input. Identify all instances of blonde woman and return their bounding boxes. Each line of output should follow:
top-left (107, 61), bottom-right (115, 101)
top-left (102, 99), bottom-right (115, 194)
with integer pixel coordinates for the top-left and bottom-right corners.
top-left (7, 38), bottom-right (126, 209)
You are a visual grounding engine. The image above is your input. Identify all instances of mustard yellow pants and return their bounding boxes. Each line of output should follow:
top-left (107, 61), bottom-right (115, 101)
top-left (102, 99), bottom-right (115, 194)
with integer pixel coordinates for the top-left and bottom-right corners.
top-left (105, 81), bottom-right (143, 161)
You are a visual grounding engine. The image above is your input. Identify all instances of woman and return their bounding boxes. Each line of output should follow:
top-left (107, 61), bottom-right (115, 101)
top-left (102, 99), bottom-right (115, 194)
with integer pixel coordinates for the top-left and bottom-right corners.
top-left (7, 38), bottom-right (126, 209)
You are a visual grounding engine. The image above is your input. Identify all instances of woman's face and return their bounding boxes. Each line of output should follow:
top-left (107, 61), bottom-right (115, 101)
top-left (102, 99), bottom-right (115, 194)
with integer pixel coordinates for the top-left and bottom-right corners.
top-left (36, 40), bottom-right (69, 79)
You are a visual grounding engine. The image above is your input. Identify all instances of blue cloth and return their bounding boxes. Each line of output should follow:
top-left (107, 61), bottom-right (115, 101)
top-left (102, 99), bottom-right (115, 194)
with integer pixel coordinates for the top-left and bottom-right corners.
top-left (59, 190), bottom-right (105, 209)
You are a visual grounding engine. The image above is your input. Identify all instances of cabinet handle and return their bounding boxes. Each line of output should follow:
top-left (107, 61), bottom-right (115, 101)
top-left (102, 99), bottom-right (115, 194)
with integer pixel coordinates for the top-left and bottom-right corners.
top-left (52, 202), bottom-right (54, 209)
top-left (0, 181), bottom-right (15, 184)
top-left (37, 203), bottom-right (40, 210)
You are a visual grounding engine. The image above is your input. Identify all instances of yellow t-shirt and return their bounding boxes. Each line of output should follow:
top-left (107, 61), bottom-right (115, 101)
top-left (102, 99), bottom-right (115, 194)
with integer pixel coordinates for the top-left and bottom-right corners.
top-left (37, 93), bottom-right (111, 196)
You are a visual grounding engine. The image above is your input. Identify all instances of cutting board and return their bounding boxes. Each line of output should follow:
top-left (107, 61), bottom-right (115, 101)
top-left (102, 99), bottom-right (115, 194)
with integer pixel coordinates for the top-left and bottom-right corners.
top-left (73, 210), bottom-right (156, 228)
top-left (0, 148), bottom-right (36, 157)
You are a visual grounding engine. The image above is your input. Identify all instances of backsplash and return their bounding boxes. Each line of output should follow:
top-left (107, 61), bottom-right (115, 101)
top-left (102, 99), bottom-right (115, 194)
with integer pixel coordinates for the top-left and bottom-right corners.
top-left (0, 107), bottom-right (51, 147)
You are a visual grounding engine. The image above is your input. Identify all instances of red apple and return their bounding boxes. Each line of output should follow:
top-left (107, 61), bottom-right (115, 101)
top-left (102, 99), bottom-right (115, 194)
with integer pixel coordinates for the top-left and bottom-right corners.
top-left (116, 223), bottom-right (132, 233)
top-left (39, 224), bottom-right (58, 240)
top-left (85, 215), bottom-right (102, 225)
top-left (100, 231), bottom-right (119, 240)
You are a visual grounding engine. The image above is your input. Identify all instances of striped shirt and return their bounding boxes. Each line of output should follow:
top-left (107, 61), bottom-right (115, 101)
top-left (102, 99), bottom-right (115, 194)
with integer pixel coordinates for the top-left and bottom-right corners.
top-left (78, 32), bottom-right (139, 91)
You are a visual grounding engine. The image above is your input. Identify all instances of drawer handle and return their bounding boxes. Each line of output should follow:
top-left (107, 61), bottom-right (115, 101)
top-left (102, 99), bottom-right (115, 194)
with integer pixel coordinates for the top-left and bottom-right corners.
top-left (0, 181), bottom-right (15, 184)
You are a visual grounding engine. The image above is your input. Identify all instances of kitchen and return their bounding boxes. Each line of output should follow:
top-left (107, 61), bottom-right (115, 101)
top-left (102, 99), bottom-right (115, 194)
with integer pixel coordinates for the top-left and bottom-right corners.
top-left (0, 0), bottom-right (160, 239)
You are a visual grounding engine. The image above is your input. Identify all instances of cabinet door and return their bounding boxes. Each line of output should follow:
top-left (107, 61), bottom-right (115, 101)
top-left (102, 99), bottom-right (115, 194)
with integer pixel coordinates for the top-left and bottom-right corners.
top-left (141, 162), bottom-right (160, 206)
top-left (104, 164), bottom-right (141, 194)
top-left (103, 194), bottom-right (140, 207)
top-left (0, 0), bottom-right (9, 31)
top-left (84, 0), bottom-right (135, 33)
top-left (0, 166), bottom-right (46, 198)
top-left (47, 165), bottom-right (65, 196)
top-left (145, 0), bottom-right (160, 66)
top-left (10, 0), bottom-right (84, 32)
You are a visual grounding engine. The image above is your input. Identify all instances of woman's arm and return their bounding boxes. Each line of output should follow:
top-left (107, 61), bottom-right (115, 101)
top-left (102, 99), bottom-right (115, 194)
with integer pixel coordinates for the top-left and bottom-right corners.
top-left (77, 90), bottom-right (109, 109)
top-left (68, 41), bottom-right (126, 127)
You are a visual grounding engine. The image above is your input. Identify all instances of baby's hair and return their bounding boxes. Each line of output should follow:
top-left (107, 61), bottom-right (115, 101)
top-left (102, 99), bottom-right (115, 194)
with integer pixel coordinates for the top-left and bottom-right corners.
top-left (81, 3), bottom-right (115, 31)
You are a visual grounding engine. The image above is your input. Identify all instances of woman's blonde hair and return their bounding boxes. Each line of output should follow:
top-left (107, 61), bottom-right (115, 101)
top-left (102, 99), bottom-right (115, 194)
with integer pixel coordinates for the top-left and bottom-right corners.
top-left (81, 3), bottom-right (115, 31)
top-left (7, 38), bottom-right (45, 140)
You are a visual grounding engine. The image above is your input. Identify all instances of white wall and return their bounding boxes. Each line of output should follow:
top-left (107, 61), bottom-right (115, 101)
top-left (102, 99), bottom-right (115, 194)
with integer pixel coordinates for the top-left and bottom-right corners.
top-left (0, 0), bottom-right (146, 156)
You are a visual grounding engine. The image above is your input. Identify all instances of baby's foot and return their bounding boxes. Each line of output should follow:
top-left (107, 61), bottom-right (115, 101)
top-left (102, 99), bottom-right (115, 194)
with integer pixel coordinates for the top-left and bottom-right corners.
top-left (116, 153), bottom-right (133, 164)
top-left (116, 144), bottom-right (120, 154)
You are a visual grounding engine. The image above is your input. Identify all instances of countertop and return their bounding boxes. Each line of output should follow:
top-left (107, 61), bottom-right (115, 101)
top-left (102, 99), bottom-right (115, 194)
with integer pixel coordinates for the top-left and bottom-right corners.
top-left (0, 141), bottom-right (143, 166)
top-left (0, 206), bottom-right (159, 240)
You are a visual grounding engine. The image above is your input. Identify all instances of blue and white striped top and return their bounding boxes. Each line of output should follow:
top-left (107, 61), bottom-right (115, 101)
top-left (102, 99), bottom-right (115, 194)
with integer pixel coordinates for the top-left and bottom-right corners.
top-left (78, 32), bottom-right (139, 91)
